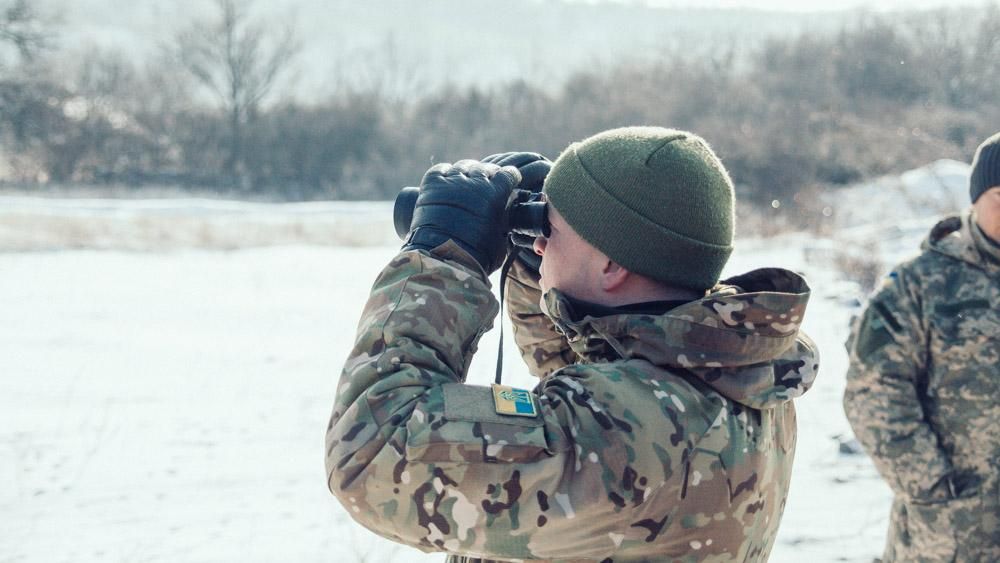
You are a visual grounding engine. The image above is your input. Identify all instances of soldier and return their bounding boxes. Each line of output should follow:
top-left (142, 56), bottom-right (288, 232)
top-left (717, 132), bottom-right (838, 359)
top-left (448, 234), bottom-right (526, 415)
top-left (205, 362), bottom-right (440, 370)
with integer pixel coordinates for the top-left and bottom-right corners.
top-left (326, 127), bottom-right (819, 561)
top-left (843, 131), bottom-right (1000, 562)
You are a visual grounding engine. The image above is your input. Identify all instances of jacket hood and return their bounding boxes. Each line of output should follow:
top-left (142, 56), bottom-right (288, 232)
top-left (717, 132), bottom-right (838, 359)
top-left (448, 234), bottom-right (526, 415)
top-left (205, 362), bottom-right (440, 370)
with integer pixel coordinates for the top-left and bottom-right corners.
top-left (541, 268), bottom-right (819, 409)
top-left (923, 212), bottom-right (1000, 275)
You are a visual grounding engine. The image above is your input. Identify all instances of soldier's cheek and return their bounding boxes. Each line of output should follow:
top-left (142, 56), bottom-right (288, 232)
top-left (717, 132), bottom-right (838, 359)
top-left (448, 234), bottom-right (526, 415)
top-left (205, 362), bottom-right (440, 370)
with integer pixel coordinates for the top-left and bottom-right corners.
top-left (538, 260), bottom-right (550, 292)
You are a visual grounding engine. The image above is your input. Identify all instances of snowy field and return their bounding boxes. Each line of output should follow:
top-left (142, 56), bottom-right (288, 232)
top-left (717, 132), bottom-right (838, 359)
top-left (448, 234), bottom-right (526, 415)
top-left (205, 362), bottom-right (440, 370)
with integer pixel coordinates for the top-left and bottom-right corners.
top-left (0, 161), bottom-right (970, 562)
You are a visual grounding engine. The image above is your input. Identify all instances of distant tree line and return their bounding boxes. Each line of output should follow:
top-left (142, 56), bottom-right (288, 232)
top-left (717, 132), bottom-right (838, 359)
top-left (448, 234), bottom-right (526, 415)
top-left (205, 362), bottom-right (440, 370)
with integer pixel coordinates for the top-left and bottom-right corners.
top-left (2, 1), bottom-right (998, 216)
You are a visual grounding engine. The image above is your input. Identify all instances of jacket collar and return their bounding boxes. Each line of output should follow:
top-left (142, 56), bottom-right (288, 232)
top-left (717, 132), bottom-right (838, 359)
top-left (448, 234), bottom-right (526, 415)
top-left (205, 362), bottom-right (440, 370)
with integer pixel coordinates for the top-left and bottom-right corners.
top-left (539, 268), bottom-right (817, 408)
top-left (540, 268), bottom-right (811, 369)
top-left (924, 212), bottom-right (1000, 275)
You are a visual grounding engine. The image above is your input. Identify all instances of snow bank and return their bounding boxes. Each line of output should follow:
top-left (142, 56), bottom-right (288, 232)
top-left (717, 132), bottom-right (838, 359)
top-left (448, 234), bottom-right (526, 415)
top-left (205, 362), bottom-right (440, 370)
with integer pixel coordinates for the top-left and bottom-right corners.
top-left (0, 196), bottom-right (398, 251)
top-left (806, 159), bottom-right (973, 289)
top-left (826, 159), bottom-right (969, 229)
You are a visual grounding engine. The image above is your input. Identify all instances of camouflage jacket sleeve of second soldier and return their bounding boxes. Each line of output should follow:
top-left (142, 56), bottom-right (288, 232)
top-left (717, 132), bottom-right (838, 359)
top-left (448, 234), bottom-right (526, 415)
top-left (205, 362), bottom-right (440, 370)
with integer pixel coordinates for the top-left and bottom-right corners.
top-left (843, 265), bottom-right (954, 500)
top-left (326, 244), bottom-right (703, 560)
top-left (504, 258), bottom-right (576, 378)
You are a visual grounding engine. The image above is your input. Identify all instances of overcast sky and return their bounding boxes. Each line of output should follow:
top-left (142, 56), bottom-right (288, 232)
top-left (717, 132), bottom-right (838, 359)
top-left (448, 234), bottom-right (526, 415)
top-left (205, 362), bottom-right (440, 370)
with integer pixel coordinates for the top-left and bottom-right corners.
top-left (585, 0), bottom-right (995, 11)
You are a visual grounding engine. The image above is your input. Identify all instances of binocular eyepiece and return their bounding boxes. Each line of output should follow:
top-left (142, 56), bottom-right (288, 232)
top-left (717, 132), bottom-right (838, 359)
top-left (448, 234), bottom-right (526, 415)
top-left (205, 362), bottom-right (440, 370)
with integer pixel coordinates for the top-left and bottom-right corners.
top-left (393, 187), bottom-right (550, 241)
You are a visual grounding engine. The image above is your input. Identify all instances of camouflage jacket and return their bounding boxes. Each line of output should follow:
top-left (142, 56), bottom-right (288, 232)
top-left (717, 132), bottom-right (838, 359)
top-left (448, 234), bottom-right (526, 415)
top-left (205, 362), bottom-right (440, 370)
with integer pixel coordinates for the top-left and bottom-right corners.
top-left (844, 212), bottom-right (1000, 563)
top-left (327, 242), bottom-right (818, 562)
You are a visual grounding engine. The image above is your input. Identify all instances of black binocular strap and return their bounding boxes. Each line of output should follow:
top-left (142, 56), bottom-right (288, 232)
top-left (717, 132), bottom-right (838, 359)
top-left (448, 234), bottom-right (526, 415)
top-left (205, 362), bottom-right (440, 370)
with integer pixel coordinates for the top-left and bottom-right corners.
top-left (495, 252), bottom-right (517, 385)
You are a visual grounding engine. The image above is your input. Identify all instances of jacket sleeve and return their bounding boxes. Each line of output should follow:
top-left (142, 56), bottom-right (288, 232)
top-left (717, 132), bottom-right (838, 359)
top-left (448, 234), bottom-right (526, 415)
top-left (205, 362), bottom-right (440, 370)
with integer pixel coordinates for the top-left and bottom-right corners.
top-left (326, 244), bottom-right (685, 560)
top-left (504, 259), bottom-right (576, 378)
top-left (843, 267), bottom-right (953, 500)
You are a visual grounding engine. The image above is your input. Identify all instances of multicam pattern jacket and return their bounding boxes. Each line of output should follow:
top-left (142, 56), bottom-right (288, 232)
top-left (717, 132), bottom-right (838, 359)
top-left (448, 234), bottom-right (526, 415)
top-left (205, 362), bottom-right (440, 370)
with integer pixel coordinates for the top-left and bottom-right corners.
top-left (327, 242), bottom-right (818, 562)
top-left (844, 212), bottom-right (1000, 563)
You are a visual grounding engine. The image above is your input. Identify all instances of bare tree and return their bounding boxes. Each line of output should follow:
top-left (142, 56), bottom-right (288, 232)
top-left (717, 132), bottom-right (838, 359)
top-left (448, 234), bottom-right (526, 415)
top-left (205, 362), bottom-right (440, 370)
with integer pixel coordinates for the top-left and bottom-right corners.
top-left (175, 0), bottom-right (298, 186)
top-left (0, 0), bottom-right (53, 179)
top-left (0, 0), bottom-right (46, 61)
top-left (335, 33), bottom-right (429, 106)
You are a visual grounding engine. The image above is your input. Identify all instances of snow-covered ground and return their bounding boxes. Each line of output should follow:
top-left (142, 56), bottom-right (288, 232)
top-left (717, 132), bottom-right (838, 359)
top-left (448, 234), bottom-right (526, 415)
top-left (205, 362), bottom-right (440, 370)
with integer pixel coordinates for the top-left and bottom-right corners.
top-left (0, 161), bottom-right (971, 562)
top-left (0, 196), bottom-right (398, 251)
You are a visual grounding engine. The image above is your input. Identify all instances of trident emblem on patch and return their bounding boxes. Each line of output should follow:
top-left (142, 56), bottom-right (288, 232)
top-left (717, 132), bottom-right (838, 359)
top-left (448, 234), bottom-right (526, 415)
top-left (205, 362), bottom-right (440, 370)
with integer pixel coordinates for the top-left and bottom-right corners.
top-left (491, 384), bottom-right (538, 418)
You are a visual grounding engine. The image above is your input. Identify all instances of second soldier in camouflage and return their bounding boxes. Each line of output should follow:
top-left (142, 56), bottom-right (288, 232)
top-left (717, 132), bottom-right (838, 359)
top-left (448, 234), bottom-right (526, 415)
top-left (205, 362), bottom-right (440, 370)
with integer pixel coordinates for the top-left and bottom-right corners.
top-left (844, 131), bottom-right (1000, 563)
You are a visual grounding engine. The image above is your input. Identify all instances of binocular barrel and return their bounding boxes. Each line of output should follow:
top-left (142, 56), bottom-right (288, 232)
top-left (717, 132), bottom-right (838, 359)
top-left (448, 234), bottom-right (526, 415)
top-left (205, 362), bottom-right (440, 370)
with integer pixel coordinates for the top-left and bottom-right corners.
top-left (507, 199), bottom-right (549, 239)
top-left (393, 187), bottom-right (421, 239)
top-left (393, 187), bottom-right (549, 240)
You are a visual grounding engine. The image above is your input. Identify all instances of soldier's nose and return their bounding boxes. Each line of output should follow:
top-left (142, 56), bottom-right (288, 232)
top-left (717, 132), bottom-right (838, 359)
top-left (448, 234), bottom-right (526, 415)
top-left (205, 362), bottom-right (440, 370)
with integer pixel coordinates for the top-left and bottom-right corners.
top-left (533, 236), bottom-right (546, 256)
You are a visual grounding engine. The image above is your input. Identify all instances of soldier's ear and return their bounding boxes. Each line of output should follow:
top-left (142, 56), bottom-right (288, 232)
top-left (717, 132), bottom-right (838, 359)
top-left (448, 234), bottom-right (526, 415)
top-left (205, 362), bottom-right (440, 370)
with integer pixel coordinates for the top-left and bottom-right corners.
top-left (600, 260), bottom-right (630, 292)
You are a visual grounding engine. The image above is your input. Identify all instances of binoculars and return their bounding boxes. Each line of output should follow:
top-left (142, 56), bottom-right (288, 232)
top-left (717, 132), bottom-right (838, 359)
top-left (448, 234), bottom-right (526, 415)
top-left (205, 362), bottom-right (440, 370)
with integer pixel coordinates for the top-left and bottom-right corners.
top-left (393, 187), bottom-right (551, 241)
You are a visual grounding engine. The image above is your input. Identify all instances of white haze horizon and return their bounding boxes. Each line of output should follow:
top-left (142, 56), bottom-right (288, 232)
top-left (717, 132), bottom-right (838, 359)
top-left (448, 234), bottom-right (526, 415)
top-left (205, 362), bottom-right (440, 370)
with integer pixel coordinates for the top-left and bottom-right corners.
top-left (37, 0), bottom-right (1000, 105)
top-left (584, 0), bottom-right (995, 12)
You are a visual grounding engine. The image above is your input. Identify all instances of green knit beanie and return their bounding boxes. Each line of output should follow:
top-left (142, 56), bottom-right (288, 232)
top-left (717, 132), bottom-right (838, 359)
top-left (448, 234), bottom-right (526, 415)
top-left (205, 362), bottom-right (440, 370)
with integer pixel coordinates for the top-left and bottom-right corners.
top-left (970, 131), bottom-right (1000, 203)
top-left (543, 126), bottom-right (734, 291)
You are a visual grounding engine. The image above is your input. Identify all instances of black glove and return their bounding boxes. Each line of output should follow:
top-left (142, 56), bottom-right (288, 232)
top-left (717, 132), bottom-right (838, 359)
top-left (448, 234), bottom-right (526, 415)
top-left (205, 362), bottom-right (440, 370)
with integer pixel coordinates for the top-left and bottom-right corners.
top-left (402, 159), bottom-right (521, 274)
top-left (481, 152), bottom-right (550, 192)
top-left (481, 152), bottom-right (552, 273)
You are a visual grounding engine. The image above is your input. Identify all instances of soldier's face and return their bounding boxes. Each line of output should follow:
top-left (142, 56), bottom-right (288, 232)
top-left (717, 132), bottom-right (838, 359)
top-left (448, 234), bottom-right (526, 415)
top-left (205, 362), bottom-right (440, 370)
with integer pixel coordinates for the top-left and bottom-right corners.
top-left (973, 186), bottom-right (1000, 243)
top-left (532, 205), bottom-right (608, 301)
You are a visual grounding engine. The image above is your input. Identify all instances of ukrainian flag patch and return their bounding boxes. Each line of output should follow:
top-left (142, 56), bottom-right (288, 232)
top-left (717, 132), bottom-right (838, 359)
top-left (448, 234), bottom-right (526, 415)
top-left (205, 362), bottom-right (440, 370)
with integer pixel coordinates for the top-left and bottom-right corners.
top-left (491, 384), bottom-right (538, 418)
